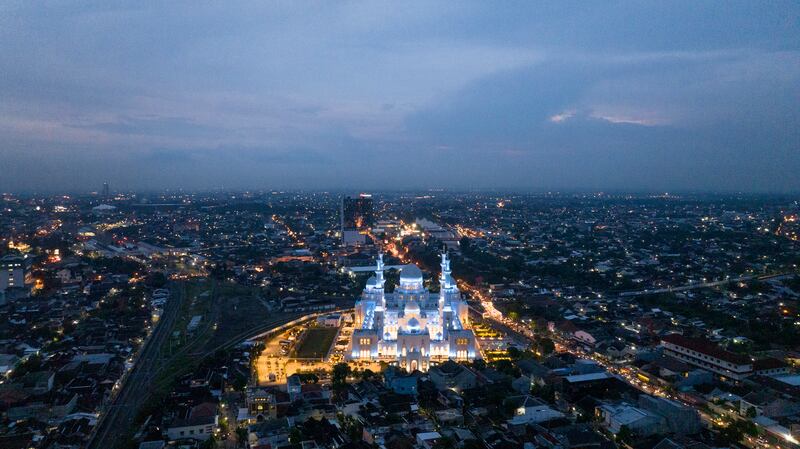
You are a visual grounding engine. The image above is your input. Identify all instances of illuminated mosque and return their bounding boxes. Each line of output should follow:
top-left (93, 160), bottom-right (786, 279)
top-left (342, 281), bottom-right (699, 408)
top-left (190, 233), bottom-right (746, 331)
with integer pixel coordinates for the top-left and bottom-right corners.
top-left (349, 252), bottom-right (477, 372)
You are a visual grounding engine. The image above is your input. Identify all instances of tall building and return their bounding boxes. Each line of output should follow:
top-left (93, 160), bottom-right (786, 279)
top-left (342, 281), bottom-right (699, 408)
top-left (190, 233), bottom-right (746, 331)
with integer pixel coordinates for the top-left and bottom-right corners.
top-left (102, 182), bottom-right (110, 198)
top-left (0, 255), bottom-right (25, 292)
top-left (341, 194), bottom-right (373, 246)
top-left (349, 252), bottom-right (477, 372)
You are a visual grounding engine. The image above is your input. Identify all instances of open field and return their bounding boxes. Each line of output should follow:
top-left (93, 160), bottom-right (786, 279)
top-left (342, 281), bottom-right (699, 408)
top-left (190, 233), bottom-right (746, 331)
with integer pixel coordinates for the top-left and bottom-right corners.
top-left (295, 327), bottom-right (338, 359)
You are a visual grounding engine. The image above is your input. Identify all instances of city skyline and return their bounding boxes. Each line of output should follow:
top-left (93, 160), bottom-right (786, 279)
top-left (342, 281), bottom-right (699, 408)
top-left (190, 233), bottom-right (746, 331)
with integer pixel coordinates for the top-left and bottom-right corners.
top-left (3, 187), bottom-right (800, 447)
top-left (1, 2), bottom-right (799, 193)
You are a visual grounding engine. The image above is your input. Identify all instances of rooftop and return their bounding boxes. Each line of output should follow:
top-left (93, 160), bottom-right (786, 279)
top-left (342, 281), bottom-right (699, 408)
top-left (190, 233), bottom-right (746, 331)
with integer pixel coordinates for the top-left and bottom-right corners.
top-left (399, 264), bottom-right (423, 281)
top-left (661, 334), bottom-right (751, 365)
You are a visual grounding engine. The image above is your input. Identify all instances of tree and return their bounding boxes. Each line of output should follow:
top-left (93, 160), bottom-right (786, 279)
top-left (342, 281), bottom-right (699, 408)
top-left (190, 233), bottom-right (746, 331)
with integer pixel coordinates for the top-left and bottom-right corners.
top-left (530, 383), bottom-right (555, 403)
top-left (236, 427), bottom-right (248, 444)
top-left (617, 425), bottom-right (634, 446)
top-left (339, 413), bottom-right (364, 441)
top-left (716, 423), bottom-right (744, 446)
top-left (461, 441), bottom-right (483, 449)
top-left (536, 337), bottom-right (555, 356)
top-left (741, 420), bottom-right (758, 437)
top-left (491, 359), bottom-right (521, 378)
top-left (11, 354), bottom-right (42, 379)
top-left (417, 380), bottom-right (439, 409)
top-left (332, 363), bottom-right (351, 399)
top-left (199, 435), bottom-right (217, 449)
top-left (289, 427), bottom-right (303, 444)
top-left (145, 271), bottom-right (167, 288)
top-left (715, 419), bottom-right (757, 446)
top-left (746, 406), bottom-right (757, 418)
top-left (231, 373), bottom-right (248, 392)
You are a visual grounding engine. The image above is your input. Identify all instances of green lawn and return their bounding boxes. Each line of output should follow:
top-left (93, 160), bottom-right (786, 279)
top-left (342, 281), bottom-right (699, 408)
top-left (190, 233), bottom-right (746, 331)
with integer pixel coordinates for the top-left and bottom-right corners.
top-left (294, 327), bottom-right (338, 359)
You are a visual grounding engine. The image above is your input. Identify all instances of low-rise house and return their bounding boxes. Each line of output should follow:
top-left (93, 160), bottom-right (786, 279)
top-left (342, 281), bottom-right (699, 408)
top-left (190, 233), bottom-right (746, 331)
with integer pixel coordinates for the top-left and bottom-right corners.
top-left (287, 374), bottom-right (303, 400)
top-left (596, 402), bottom-right (667, 437)
top-left (535, 424), bottom-right (613, 449)
top-left (0, 354), bottom-right (19, 375)
top-left (248, 418), bottom-right (290, 449)
top-left (505, 395), bottom-right (565, 425)
top-left (428, 361), bottom-right (477, 392)
top-left (517, 359), bottom-right (549, 386)
top-left (739, 390), bottom-right (800, 418)
top-left (384, 367), bottom-right (419, 395)
top-left (245, 386), bottom-right (283, 422)
top-left (653, 436), bottom-right (712, 449)
top-left (638, 395), bottom-right (701, 435)
top-left (415, 431), bottom-right (441, 449)
top-left (20, 371), bottom-right (54, 395)
top-left (165, 402), bottom-right (219, 441)
top-left (433, 408), bottom-right (463, 426)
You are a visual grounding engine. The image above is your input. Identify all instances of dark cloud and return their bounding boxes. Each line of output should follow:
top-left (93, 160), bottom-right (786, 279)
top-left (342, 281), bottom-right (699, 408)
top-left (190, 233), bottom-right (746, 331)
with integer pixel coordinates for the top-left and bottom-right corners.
top-left (74, 117), bottom-right (227, 139)
top-left (0, 1), bottom-right (798, 192)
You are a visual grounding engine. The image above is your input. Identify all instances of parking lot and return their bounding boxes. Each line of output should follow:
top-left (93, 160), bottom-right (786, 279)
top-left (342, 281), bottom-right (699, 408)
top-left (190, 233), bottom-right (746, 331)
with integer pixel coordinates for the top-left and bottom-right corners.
top-left (255, 314), bottom-right (356, 384)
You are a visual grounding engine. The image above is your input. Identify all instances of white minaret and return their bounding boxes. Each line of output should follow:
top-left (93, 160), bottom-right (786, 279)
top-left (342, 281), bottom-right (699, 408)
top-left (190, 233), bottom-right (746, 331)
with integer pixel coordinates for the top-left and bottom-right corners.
top-left (375, 252), bottom-right (385, 288)
top-left (375, 252), bottom-right (386, 310)
top-left (440, 251), bottom-right (453, 287)
top-left (439, 250), bottom-right (449, 309)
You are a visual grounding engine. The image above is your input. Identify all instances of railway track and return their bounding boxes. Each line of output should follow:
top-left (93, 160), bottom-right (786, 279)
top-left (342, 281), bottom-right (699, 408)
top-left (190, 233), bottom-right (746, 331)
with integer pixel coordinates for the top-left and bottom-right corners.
top-left (86, 283), bottom-right (185, 449)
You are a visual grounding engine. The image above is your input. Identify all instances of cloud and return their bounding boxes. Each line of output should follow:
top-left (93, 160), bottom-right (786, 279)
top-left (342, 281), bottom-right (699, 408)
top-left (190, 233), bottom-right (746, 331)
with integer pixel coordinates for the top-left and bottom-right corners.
top-left (589, 113), bottom-right (665, 127)
top-left (73, 116), bottom-right (225, 138)
top-left (549, 111), bottom-right (576, 123)
top-left (398, 46), bottom-right (800, 191)
top-left (0, 2), bottom-right (798, 192)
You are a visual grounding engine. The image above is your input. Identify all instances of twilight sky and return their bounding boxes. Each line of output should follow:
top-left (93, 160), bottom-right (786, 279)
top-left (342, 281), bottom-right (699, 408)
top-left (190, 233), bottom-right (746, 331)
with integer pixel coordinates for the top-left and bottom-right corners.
top-left (1, 1), bottom-right (799, 193)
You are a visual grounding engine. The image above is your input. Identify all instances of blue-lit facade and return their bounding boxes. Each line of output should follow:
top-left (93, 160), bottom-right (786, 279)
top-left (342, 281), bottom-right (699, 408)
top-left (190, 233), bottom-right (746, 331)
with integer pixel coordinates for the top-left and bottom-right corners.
top-left (349, 253), bottom-right (477, 372)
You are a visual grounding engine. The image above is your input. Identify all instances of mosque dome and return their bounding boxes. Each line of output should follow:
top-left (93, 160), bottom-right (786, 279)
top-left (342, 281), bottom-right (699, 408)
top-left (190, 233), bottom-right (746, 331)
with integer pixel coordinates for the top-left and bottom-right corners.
top-left (407, 317), bottom-right (420, 331)
top-left (399, 264), bottom-right (423, 283)
top-left (404, 300), bottom-right (421, 316)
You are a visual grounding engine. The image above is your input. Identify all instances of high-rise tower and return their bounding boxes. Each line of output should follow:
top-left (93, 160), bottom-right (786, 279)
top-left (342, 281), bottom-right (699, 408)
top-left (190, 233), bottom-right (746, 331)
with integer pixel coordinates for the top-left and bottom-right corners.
top-left (341, 193), bottom-right (374, 246)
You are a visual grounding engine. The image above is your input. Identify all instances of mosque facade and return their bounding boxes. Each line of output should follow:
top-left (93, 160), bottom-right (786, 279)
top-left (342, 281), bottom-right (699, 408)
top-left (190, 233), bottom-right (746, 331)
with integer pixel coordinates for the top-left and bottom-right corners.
top-left (348, 253), bottom-right (478, 372)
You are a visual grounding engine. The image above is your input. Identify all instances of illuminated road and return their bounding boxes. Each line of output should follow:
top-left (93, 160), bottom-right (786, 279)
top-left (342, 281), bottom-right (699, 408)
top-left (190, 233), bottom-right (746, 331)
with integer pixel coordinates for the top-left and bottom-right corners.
top-left (380, 227), bottom-right (793, 448)
top-left (479, 301), bottom-right (790, 448)
top-left (616, 272), bottom-right (793, 298)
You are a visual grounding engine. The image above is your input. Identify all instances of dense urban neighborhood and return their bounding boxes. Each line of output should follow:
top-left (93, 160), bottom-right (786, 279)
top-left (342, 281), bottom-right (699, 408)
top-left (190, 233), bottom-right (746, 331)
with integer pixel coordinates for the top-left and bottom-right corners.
top-left (1, 190), bottom-right (800, 449)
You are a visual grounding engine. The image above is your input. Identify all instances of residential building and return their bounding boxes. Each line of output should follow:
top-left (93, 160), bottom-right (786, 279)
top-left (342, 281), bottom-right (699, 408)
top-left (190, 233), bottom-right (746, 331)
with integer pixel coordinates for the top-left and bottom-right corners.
top-left (165, 402), bottom-right (219, 441)
top-left (661, 334), bottom-right (753, 381)
top-left (0, 255), bottom-right (25, 293)
top-left (428, 360), bottom-right (477, 392)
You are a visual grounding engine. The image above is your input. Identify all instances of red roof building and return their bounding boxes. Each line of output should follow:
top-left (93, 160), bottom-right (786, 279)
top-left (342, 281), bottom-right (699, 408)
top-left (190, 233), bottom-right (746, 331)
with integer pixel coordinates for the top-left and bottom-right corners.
top-left (660, 334), bottom-right (753, 381)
